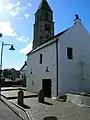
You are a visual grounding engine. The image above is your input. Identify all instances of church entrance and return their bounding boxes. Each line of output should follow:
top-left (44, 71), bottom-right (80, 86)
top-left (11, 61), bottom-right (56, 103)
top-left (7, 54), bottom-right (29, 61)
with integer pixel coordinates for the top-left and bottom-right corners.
top-left (42, 79), bottom-right (52, 98)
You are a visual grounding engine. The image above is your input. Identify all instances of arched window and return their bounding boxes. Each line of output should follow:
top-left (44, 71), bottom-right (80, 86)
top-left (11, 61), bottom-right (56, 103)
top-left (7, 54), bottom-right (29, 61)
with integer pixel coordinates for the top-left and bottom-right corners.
top-left (45, 12), bottom-right (49, 20)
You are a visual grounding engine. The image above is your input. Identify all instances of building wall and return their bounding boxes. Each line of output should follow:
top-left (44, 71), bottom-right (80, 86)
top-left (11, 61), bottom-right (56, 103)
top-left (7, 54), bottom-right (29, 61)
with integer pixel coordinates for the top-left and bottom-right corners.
top-left (58, 21), bottom-right (90, 96)
top-left (27, 42), bottom-right (57, 97)
top-left (20, 66), bottom-right (27, 87)
top-left (20, 70), bottom-right (27, 79)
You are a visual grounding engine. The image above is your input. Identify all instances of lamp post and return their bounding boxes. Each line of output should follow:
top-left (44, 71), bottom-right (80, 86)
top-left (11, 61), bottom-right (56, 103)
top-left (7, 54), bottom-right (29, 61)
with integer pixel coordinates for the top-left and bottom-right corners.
top-left (0, 33), bottom-right (15, 70)
top-left (0, 33), bottom-right (15, 94)
top-left (0, 42), bottom-right (15, 70)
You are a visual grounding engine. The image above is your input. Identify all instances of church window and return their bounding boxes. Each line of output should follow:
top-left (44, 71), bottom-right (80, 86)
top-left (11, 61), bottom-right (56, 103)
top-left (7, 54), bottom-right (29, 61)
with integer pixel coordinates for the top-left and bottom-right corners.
top-left (30, 68), bottom-right (32, 74)
top-left (40, 54), bottom-right (43, 64)
top-left (45, 12), bottom-right (49, 20)
top-left (67, 47), bottom-right (73, 59)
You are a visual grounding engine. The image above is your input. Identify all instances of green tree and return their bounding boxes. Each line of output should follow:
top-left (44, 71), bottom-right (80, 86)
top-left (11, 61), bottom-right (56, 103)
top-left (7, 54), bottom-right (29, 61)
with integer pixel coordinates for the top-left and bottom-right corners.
top-left (3, 69), bottom-right (12, 77)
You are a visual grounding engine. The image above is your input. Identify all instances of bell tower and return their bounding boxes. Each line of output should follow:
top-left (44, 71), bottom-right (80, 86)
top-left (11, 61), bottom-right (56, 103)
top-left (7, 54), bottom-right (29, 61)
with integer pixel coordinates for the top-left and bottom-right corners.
top-left (33, 0), bottom-right (54, 49)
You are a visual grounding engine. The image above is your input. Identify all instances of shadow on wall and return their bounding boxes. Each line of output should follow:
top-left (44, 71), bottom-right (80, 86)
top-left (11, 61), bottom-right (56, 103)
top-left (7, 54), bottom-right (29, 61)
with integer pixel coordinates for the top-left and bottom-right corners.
top-left (43, 116), bottom-right (57, 120)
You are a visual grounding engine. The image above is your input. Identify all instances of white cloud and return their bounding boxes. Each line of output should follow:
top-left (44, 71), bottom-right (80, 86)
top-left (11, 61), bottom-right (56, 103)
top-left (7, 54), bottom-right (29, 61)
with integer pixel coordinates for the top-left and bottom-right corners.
top-left (27, 2), bottom-right (32, 6)
top-left (0, 0), bottom-right (11, 13)
top-left (16, 17), bottom-right (24, 20)
top-left (24, 14), bottom-right (30, 19)
top-left (16, 14), bottom-right (30, 20)
top-left (17, 36), bottom-right (29, 43)
top-left (19, 41), bottom-right (33, 54)
top-left (23, 6), bottom-right (26, 10)
top-left (4, 1), bottom-right (32, 17)
top-left (0, 21), bottom-right (17, 36)
top-left (5, 1), bottom-right (24, 17)
top-left (0, 1), bottom-right (32, 17)
top-left (8, 7), bottom-right (22, 16)
top-left (15, 1), bottom-right (20, 6)
top-left (6, 2), bottom-right (14, 10)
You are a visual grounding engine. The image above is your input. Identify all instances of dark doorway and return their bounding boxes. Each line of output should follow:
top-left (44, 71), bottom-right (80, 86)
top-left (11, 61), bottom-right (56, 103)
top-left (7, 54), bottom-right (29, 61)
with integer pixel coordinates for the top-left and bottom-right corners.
top-left (42, 79), bottom-right (52, 98)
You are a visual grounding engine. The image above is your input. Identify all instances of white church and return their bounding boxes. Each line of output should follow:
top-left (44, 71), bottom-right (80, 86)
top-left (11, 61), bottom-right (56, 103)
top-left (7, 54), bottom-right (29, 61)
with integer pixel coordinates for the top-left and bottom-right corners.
top-left (27, 0), bottom-right (90, 97)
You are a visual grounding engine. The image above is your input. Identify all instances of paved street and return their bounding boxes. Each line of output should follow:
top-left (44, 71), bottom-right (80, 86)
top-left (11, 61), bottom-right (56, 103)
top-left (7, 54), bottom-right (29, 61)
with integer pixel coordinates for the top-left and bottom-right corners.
top-left (2, 88), bottom-right (90, 120)
top-left (0, 100), bottom-right (22, 120)
top-left (10, 97), bottom-right (90, 120)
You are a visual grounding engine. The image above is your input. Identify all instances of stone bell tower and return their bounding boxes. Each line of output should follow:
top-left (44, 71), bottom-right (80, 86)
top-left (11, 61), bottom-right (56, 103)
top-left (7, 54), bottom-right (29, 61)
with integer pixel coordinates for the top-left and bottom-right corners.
top-left (33, 0), bottom-right (54, 49)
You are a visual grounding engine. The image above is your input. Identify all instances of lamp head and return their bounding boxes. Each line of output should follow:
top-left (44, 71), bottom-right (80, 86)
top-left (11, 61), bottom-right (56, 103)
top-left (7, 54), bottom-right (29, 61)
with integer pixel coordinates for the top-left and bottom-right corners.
top-left (9, 45), bottom-right (15, 50)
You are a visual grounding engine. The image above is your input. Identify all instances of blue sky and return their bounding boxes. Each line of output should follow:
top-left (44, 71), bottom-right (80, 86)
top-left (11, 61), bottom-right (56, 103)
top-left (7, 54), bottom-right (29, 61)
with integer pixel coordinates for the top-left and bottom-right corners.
top-left (0, 0), bottom-right (90, 70)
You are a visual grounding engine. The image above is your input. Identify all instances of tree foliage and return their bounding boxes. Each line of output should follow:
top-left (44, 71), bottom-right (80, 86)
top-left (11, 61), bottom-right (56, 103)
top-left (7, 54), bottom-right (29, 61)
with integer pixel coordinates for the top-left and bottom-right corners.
top-left (3, 69), bottom-right (12, 77)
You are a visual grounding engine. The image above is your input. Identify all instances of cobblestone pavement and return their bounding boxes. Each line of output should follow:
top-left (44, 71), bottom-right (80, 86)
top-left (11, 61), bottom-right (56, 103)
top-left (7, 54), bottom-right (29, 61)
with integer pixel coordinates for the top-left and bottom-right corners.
top-left (0, 100), bottom-right (22, 120)
top-left (9, 97), bottom-right (90, 120)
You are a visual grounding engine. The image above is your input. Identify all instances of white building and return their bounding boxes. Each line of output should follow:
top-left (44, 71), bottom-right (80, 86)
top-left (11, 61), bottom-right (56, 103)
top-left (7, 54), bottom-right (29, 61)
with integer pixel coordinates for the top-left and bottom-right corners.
top-left (27, 0), bottom-right (90, 97)
top-left (20, 61), bottom-right (27, 87)
top-left (20, 61), bottom-right (27, 79)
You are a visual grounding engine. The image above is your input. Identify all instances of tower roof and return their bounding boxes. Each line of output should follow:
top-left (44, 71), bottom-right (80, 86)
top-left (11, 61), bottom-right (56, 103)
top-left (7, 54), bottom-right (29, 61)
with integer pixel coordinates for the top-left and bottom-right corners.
top-left (36, 0), bottom-right (53, 13)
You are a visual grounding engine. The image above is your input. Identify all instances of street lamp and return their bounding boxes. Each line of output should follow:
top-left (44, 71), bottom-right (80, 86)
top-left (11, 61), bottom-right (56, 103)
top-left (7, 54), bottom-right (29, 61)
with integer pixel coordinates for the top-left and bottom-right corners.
top-left (0, 33), bottom-right (15, 93)
top-left (0, 42), bottom-right (15, 70)
top-left (0, 33), bottom-right (15, 70)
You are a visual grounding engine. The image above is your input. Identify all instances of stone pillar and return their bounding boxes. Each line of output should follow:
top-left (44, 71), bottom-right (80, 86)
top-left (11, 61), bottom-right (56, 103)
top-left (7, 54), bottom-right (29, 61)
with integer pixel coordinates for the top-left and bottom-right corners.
top-left (17, 89), bottom-right (24, 106)
top-left (38, 89), bottom-right (44, 103)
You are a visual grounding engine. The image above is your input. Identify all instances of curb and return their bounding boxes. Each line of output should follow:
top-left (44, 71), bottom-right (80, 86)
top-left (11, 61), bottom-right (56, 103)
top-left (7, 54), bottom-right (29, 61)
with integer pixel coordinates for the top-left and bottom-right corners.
top-left (10, 101), bottom-right (32, 120)
top-left (0, 96), bottom-right (23, 120)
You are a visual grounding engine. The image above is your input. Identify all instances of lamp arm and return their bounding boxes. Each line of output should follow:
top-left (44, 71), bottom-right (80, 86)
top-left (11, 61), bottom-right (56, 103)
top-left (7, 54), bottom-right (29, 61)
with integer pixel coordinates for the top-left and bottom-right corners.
top-left (3, 44), bottom-right (12, 46)
top-left (0, 41), bottom-right (12, 46)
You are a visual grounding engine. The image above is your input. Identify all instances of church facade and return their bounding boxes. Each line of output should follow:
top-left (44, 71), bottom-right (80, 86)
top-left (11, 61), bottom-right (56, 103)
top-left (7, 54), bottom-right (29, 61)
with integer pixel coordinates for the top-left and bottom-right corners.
top-left (27, 0), bottom-right (90, 97)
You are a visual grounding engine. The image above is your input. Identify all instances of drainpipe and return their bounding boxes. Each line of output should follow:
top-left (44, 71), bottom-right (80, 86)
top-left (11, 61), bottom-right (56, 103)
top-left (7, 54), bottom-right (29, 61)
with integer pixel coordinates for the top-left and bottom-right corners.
top-left (56, 39), bottom-right (59, 97)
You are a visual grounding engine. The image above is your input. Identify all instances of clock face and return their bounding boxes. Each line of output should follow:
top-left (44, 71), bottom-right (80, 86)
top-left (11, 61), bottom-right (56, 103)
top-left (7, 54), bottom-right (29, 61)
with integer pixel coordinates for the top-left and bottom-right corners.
top-left (44, 24), bottom-right (51, 33)
top-left (44, 30), bottom-right (50, 37)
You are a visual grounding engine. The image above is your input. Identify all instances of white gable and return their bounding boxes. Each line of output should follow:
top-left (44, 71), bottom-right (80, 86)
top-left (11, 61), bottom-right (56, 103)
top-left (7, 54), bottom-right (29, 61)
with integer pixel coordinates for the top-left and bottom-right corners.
top-left (58, 21), bottom-right (90, 95)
